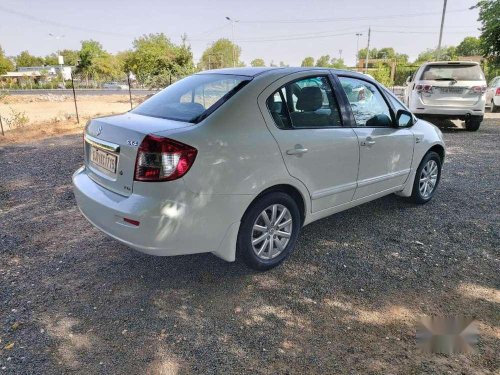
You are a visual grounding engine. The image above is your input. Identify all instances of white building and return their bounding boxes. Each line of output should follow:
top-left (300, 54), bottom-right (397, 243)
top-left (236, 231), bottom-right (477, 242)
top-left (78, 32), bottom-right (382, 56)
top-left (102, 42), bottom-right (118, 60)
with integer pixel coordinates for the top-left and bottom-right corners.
top-left (18, 65), bottom-right (72, 80)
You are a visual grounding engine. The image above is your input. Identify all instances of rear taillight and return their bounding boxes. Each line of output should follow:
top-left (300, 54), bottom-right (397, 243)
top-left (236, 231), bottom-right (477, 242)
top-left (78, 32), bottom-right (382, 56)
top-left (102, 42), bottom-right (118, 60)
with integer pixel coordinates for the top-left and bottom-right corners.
top-left (471, 85), bottom-right (487, 94)
top-left (495, 87), bottom-right (500, 96)
top-left (416, 84), bottom-right (433, 93)
top-left (134, 135), bottom-right (197, 182)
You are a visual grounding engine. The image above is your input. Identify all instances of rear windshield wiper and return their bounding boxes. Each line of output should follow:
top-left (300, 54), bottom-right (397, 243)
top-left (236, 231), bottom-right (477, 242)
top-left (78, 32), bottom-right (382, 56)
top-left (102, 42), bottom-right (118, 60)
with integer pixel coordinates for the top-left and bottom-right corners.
top-left (435, 78), bottom-right (458, 82)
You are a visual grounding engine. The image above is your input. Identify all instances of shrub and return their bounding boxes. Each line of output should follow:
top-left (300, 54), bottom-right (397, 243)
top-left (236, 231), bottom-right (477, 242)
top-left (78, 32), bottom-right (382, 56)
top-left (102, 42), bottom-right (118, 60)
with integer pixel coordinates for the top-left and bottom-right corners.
top-left (5, 108), bottom-right (29, 129)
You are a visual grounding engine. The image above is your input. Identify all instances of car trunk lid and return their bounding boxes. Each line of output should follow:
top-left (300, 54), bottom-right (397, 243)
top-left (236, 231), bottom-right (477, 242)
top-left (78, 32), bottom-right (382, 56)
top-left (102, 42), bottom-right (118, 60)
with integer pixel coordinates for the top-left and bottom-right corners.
top-left (84, 112), bottom-right (192, 196)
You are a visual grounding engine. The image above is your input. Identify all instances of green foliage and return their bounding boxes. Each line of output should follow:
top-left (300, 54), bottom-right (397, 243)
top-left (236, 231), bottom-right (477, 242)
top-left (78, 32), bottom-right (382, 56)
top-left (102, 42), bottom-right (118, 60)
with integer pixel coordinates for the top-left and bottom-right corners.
top-left (358, 47), bottom-right (408, 63)
top-left (15, 50), bottom-right (44, 67)
top-left (394, 65), bottom-right (419, 86)
top-left (76, 40), bottom-right (115, 79)
top-left (250, 58), bottom-right (265, 67)
top-left (314, 55), bottom-right (346, 68)
top-left (315, 55), bottom-right (331, 67)
top-left (200, 38), bottom-right (242, 69)
top-left (371, 62), bottom-right (393, 86)
top-left (415, 46), bottom-right (457, 63)
top-left (125, 33), bottom-right (194, 84)
top-left (473, 0), bottom-right (500, 57)
top-left (0, 46), bottom-right (14, 74)
top-left (456, 37), bottom-right (482, 56)
top-left (301, 57), bottom-right (314, 67)
top-left (5, 108), bottom-right (29, 129)
top-left (43, 54), bottom-right (59, 65)
top-left (330, 58), bottom-right (346, 69)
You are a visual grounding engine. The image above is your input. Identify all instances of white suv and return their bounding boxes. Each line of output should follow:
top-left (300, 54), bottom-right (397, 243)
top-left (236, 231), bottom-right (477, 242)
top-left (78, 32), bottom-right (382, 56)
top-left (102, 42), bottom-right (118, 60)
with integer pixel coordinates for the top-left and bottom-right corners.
top-left (404, 61), bottom-right (487, 131)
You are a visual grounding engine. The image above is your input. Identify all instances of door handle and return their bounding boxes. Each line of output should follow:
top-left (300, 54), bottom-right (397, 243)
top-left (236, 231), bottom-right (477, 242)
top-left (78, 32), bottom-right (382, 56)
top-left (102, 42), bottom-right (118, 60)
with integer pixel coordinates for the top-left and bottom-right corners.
top-left (360, 137), bottom-right (376, 147)
top-left (286, 146), bottom-right (308, 155)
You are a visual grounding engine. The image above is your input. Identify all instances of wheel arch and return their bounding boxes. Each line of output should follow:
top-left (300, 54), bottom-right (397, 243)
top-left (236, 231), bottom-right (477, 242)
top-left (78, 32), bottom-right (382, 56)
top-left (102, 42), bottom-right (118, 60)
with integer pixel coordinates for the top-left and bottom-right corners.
top-left (243, 184), bottom-right (307, 225)
top-left (428, 144), bottom-right (445, 163)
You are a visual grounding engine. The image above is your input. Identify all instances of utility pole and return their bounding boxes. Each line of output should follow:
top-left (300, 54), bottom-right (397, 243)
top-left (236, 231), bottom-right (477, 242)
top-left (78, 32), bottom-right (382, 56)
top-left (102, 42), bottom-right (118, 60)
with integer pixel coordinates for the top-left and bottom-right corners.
top-left (355, 33), bottom-right (363, 70)
top-left (225, 17), bottom-right (239, 67)
top-left (364, 27), bottom-right (371, 74)
top-left (436, 0), bottom-right (447, 60)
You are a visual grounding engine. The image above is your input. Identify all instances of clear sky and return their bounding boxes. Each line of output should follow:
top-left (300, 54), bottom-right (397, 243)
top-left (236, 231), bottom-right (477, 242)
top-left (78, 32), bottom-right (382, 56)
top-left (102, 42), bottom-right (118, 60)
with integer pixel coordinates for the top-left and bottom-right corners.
top-left (0, 0), bottom-right (481, 67)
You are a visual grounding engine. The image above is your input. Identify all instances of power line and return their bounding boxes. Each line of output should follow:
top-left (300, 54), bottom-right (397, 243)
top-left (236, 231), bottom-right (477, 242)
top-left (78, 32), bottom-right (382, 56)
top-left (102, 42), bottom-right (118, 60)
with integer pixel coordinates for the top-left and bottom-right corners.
top-left (372, 29), bottom-right (476, 34)
top-left (188, 26), bottom-right (363, 43)
top-left (238, 8), bottom-right (469, 24)
top-left (0, 4), bottom-right (135, 38)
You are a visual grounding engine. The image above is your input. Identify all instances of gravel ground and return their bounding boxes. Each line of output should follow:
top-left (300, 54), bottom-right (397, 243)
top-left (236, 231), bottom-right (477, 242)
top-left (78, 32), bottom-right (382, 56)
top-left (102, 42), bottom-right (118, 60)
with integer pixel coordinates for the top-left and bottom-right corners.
top-left (0, 116), bottom-right (499, 374)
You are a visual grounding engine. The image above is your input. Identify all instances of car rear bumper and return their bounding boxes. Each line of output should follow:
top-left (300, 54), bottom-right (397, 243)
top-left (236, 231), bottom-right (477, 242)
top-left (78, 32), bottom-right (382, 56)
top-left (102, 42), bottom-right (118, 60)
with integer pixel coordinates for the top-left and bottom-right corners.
top-left (410, 96), bottom-right (485, 117)
top-left (72, 166), bottom-right (252, 260)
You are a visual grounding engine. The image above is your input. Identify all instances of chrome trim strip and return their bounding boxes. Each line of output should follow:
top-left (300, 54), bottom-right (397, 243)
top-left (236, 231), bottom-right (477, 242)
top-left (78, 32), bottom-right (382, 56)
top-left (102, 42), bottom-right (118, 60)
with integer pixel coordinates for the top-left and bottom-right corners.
top-left (357, 169), bottom-right (411, 188)
top-left (84, 134), bottom-right (120, 153)
top-left (311, 182), bottom-right (357, 200)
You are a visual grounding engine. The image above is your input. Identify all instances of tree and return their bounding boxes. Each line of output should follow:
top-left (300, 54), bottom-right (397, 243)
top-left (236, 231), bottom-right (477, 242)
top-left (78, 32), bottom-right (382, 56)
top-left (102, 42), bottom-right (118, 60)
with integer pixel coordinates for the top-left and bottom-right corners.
top-left (200, 38), bottom-right (242, 69)
top-left (0, 46), bottom-right (14, 74)
top-left (456, 37), bottom-right (482, 56)
top-left (330, 57), bottom-right (346, 69)
top-left (46, 49), bottom-right (80, 66)
top-left (76, 40), bottom-right (112, 80)
top-left (358, 48), bottom-right (378, 60)
top-left (250, 58), bottom-right (265, 67)
top-left (279, 61), bottom-right (288, 67)
top-left (415, 46), bottom-right (457, 63)
top-left (315, 55), bottom-right (331, 67)
top-left (124, 33), bottom-right (194, 86)
top-left (15, 51), bottom-right (44, 67)
top-left (301, 57), bottom-right (315, 67)
top-left (313, 55), bottom-right (346, 68)
top-left (473, 0), bottom-right (500, 57)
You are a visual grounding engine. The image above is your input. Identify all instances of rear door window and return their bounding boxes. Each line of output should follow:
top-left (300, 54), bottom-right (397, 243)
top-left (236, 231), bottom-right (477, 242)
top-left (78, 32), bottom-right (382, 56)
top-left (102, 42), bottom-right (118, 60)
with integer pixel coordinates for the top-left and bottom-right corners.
top-left (266, 76), bottom-right (342, 129)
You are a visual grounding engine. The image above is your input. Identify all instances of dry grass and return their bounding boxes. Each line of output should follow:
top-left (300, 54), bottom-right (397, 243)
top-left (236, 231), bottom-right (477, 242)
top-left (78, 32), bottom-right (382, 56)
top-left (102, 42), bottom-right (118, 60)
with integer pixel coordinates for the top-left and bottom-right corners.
top-left (0, 94), bottom-right (148, 144)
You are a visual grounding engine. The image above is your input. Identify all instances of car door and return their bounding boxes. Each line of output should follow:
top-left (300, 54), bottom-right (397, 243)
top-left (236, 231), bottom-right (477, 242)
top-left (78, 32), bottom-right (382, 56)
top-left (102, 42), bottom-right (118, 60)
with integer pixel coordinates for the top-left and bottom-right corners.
top-left (259, 73), bottom-right (359, 213)
top-left (337, 76), bottom-right (414, 200)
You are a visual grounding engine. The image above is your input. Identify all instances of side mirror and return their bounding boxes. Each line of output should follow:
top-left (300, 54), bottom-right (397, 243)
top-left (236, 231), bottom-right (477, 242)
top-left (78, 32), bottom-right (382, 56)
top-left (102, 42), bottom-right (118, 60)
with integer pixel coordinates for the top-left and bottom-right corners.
top-left (405, 76), bottom-right (411, 85)
top-left (396, 109), bottom-right (414, 128)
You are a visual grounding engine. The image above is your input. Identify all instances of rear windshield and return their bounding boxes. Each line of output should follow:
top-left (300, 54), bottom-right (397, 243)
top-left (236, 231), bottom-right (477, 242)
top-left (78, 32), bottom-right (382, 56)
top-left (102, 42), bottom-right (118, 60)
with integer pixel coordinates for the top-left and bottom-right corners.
top-left (132, 74), bottom-right (251, 123)
top-left (420, 64), bottom-right (485, 81)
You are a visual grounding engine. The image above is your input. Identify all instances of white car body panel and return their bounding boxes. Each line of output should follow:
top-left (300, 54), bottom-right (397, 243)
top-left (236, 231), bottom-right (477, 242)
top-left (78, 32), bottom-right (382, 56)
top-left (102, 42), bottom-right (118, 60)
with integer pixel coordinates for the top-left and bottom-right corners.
top-left (73, 67), bottom-right (445, 262)
top-left (485, 76), bottom-right (500, 108)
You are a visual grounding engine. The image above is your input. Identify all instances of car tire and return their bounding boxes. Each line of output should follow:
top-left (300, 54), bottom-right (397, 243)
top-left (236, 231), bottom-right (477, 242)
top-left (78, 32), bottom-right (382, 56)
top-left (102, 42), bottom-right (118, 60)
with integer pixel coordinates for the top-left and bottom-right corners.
top-left (409, 151), bottom-right (442, 204)
top-left (491, 100), bottom-right (499, 113)
top-left (464, 117), bottom-right (482, 131)
top-left (237, 192), bottom-right (301, 271)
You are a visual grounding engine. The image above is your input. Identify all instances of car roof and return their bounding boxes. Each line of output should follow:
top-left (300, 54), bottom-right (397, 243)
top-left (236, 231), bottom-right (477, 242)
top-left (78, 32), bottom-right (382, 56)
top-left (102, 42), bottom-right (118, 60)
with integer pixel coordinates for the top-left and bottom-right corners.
top-left (197, 67), bottom-right (374, 80)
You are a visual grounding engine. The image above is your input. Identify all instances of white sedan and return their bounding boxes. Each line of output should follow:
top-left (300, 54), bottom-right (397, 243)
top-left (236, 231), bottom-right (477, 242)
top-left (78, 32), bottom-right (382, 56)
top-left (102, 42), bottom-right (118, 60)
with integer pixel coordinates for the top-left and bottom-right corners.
top-left (73, 67), bottom-right (445, 270)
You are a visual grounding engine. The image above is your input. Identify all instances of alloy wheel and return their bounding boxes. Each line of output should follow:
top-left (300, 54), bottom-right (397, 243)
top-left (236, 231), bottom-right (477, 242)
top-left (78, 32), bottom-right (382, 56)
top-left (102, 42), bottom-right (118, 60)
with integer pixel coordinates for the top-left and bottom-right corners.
top-left (419, 159), bottom-right (439, 199)
top-left (251, 204), bottom-right (293, 260)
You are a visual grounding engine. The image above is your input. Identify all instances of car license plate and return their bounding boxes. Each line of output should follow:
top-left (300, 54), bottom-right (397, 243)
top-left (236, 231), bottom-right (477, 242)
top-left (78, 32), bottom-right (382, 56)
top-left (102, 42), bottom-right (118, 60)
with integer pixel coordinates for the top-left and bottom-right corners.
top-left (439, 87), bottom-right (463, 94)
top-left (90, 146), bottom-right (117, 174)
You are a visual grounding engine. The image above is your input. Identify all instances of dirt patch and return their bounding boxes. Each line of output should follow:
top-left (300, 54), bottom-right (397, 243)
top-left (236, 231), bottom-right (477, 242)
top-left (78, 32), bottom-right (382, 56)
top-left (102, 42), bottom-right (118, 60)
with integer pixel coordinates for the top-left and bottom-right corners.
top-left (0, 94), bottom-right (150, 144)
top-left (0, 118), bottom-right (499, 374)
